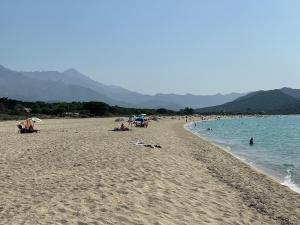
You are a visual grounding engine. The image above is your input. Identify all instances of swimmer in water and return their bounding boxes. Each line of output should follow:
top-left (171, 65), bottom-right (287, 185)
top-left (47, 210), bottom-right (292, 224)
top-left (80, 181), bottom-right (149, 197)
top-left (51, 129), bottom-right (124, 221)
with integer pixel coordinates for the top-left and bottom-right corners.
top-left (249, 137), bottom-right (254, 146)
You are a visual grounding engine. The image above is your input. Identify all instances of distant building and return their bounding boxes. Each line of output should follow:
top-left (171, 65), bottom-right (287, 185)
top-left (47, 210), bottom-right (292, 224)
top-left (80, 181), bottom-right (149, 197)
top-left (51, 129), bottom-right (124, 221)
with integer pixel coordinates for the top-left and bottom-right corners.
top-left (63, 112), bottom-right (80, 117)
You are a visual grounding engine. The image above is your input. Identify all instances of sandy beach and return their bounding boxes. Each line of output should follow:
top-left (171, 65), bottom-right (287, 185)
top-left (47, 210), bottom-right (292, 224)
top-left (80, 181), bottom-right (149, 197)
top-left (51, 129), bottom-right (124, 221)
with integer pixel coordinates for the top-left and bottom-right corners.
top-left (0, 117), bottom-right (299, 225)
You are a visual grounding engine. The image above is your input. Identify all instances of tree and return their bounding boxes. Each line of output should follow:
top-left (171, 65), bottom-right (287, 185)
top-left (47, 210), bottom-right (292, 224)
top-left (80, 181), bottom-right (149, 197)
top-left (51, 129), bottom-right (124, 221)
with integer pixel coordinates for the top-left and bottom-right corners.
top-left (181, 107), bottom-right (194, 115)
top-left (156, 108), bottom-right (168, 114)
top-left (83, 102), bottom-right (110, 116)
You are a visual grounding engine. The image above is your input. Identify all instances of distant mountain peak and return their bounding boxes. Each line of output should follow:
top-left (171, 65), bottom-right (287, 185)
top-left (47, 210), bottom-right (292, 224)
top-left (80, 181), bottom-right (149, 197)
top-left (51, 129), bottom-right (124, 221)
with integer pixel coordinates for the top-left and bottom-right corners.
top-left (63, 68), bottom-right (80, 74)
top-left (280, 87), bottom-right (300, 98)
top-left (281, 87), bottom-right (292, 90)
top-left (63, 68), bottom-right (83, 75)
top-left (62, 68), bottom-right (91, 80)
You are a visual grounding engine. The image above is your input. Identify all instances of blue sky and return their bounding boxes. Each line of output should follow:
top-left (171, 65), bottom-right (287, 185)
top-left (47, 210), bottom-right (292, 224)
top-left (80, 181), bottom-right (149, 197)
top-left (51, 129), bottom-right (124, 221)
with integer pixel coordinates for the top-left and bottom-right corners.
top-left (1, 0), bottom-right (300, 95)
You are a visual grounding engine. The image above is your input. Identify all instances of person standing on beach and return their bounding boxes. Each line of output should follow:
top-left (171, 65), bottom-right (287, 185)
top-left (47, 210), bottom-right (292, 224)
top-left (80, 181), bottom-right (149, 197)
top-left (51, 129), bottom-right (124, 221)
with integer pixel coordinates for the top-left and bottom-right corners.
top-left (128, 116), bottom-right (133, 127)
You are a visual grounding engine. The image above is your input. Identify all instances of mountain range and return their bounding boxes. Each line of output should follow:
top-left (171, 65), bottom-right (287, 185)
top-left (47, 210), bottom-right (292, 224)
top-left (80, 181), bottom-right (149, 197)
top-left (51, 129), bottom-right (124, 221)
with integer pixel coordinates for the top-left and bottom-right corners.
top-left (0, 65), bottom-right (244, 110)
top-left (196, 88), bottom-right (300, 114)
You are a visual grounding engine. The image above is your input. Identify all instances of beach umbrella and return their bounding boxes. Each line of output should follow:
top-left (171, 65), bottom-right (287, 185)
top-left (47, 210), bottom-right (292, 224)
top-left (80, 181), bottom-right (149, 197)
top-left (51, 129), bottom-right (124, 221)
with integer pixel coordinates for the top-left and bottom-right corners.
top-left (30, 117), bottom-right (42, 123)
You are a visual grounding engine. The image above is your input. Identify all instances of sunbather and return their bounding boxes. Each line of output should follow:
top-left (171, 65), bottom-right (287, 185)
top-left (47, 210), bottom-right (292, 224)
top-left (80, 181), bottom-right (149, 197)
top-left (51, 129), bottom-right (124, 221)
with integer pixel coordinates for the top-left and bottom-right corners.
top-left (113, 123), bottom-right (130, 131)
top-left (17, 121), bottom-right (38, 133)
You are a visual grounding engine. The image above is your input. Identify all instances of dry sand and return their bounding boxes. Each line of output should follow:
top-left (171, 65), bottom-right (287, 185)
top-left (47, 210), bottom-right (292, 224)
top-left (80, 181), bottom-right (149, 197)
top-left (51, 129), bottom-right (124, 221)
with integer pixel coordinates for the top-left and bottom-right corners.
top-left (0, 117), bottom-right (299, 225)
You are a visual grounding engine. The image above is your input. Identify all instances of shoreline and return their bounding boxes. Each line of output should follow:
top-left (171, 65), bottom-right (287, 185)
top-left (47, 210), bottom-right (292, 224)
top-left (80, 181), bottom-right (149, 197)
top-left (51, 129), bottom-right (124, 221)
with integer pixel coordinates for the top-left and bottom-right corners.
top-left (184, 120), bottom-right (300, 194)
top-left (180, 119), bottom-right (300, 224)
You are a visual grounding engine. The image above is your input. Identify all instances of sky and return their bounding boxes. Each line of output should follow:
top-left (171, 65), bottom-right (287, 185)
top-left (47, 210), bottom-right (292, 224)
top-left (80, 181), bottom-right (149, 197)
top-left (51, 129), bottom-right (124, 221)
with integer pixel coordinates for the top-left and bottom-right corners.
top-left (1, 0), bottom-right (300, 95)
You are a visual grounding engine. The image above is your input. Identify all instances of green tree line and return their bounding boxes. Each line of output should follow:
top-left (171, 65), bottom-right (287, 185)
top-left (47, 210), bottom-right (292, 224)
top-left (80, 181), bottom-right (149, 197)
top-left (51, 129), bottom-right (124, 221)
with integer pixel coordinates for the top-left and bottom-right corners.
top-left (0, 98), bottom-right (194, 119)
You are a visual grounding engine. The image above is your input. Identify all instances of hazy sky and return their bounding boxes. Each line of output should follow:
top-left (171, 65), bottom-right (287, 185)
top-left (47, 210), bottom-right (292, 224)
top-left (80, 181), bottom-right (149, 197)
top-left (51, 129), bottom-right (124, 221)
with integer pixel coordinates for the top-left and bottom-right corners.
top-left (1, 0), bottom-right (300, 95)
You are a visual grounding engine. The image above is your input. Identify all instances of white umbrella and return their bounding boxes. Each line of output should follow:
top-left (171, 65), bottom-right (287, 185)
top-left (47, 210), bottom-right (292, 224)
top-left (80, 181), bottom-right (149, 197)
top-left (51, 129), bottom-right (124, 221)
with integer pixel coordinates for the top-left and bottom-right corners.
top-left (30, 117), bottom-right (42, 123)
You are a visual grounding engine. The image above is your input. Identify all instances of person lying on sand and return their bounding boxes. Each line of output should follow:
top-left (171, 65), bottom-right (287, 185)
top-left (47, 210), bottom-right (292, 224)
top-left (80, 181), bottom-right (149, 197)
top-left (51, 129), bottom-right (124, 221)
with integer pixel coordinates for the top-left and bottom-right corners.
top-left (112, 123), bottom-right (130, 131)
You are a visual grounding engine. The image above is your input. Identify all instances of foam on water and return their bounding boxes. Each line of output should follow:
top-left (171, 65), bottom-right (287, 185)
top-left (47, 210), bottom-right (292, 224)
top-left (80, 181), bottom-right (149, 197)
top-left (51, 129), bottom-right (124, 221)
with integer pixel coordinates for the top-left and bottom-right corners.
top-left (185, 116), bottom-right (300, 194)
top-left (281, 169), bottom-right (300, 193)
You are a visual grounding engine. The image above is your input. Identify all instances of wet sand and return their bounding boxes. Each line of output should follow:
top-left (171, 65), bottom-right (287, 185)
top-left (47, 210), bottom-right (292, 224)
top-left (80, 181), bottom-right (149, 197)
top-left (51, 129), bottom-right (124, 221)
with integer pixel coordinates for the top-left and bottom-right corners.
top-left (0, 118), bottom-right (299, 225)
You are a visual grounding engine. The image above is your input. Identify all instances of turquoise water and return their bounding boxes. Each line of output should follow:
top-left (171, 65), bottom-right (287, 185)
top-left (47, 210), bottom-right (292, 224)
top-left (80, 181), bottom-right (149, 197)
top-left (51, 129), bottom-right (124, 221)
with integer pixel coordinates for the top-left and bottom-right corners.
top-left (186, 116), bottom-right (300, 193)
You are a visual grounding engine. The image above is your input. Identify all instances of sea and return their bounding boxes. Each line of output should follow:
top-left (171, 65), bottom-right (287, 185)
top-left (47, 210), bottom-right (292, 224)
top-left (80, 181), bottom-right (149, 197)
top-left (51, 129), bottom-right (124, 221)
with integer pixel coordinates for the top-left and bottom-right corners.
top-left (186, 115), bottom-right (300, 193)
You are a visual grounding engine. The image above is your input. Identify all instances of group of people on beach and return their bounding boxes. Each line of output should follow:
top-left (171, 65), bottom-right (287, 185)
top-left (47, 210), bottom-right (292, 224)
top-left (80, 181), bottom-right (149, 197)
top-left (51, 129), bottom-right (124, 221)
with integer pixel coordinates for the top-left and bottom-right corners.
top-left (113, 115), bottom-right (149, 132)
top-left (17, 115), bottom-right (150, 134)
top-left (127, 116), bottom-right (149, 128)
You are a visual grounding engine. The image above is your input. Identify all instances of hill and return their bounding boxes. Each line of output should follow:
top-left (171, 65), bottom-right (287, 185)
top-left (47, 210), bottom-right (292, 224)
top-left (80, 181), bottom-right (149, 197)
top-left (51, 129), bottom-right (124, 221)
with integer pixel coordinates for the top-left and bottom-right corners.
top-left (196, 89), bottom-right (300, 114)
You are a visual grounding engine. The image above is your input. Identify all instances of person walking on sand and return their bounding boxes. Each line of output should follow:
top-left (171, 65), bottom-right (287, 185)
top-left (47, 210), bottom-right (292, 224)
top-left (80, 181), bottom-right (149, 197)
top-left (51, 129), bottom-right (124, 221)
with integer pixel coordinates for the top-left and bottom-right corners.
top-left (128, 116), bottom-right (133, 127)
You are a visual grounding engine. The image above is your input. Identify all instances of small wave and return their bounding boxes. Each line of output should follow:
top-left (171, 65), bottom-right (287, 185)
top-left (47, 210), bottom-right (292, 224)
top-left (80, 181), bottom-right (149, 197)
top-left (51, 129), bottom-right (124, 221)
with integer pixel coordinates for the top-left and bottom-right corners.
top-left (281, 169), bottom-right (300, 193)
